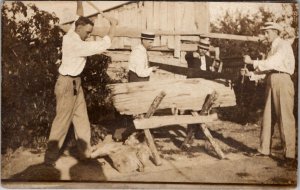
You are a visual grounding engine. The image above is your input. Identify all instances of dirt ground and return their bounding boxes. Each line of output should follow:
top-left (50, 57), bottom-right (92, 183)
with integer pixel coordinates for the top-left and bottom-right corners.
top-left (1, 118), bottom-right (297, 189)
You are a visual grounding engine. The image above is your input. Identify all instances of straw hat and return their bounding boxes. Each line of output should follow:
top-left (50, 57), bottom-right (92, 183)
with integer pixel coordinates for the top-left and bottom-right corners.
top-left (261, 22), bottom-right (283, 32)
top-left (141, 31), bottom-right (155, 40)
top-left (198, 38), bottom-right (210, 50)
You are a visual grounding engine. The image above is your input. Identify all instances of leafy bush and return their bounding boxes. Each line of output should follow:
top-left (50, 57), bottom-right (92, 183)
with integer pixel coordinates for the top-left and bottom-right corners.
top-left (1, 2), bottom-right (114, 153)
top-left (82, 55), bottom-right (115, 123)
top-left (2, 2), bottom-right (62, 152)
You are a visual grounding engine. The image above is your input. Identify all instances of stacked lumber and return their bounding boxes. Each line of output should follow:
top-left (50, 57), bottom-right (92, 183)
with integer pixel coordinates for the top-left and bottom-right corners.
top-left (107, 78), bottom-right (236, 115)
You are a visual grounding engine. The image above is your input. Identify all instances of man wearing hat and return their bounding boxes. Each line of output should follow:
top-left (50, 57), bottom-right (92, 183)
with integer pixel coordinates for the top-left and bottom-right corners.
top-left (244, 22), bottom-right (296, 167)
top-left (185, 38), bottom-right (214, 73)
top-left (113, 32), bottom-right (158, 142)
top-left (44, 2), bottom-right (118, 166)
top-left (128, 31), bottom-right (159, 82)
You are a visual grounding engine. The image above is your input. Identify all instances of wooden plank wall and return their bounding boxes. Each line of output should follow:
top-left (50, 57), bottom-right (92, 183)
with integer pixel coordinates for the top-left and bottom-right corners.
top-left (101, 1), bottom-right (209, 55)
top-left (91, 2), bottom-right (209, 82)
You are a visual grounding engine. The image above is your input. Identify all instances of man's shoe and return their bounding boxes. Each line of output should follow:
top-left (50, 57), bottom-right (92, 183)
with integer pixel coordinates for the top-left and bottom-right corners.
top-left (279, 158), bottom-right (297, 169)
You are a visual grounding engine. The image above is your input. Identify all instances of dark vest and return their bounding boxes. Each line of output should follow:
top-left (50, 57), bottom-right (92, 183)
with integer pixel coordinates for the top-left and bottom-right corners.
top-left (185, 52), bottom-right (213, 71)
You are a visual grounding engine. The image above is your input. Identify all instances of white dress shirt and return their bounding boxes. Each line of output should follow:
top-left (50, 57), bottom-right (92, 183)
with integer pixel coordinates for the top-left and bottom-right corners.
top-left (200, 56), bottom-right (207, 71)
top-left (128, 44), bottom-right (153, 77)
top-left (59, 17), bottom-right (111, 76)
top-left (192, 52), bottom-right (207, 71)
top-left (253, 37), bottom-right (295, 75)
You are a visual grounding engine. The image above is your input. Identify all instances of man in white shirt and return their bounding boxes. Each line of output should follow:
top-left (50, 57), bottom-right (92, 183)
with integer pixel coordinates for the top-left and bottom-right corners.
top-left (128, 31), bottom-right (158, 82)
top-left (244, 22), bottom-right (296, 167)
top-left (44, 2), bottom-right (118, 166)
top-left (113, 32), bottom-right (158, 142)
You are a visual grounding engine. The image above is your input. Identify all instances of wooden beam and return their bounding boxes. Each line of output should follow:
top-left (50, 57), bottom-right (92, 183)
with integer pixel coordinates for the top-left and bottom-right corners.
top-left (193, 112), bottom-right (225, 159)
top-left (134, 114), bottom-right (218, 129)
top-left (167, 2), bottom-right (175, 49)
top-left (180, 91), bottom-right (217, 150)
top-left (201, 32), bottom-right (260, 42)
top-left (142, 91), bottom-right (166, 166)
top-left (60, 25), bottom-right (260, 42)
top-left (184, 91), bottom-right (225, 159)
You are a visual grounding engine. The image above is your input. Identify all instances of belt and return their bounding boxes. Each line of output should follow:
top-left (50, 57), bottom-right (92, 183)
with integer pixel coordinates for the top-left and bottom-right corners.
top-left (60, 74), bottom-right (81, 78)
top-left (269, 70), bottom-right (289, 75)
top-left (59, 74), bottom-right (79, 95)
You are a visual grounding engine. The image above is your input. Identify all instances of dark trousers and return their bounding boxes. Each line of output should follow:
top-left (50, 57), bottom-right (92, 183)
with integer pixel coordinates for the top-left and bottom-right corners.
top-left (128, 70), bottom-right (150, 82)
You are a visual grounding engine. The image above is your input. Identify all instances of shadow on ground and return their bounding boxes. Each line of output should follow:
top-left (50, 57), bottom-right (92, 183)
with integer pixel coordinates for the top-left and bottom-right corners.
top-left (69, 159), bottom-right (107, 181)
top-left (10, 163), bottom-right (61, 181)
top-left (68, 144), bottom-right (107, 181)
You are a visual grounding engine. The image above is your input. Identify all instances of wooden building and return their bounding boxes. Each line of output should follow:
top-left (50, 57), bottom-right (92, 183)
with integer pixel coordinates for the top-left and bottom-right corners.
top-left (60, 1), bottom-right (244, 81)
top-left (61, 1), bottom-right (210, 57)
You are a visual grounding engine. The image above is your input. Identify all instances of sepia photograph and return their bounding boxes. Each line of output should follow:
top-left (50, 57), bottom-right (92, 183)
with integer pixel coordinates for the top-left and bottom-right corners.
top-left (1, 1), bottom-right (298, 189)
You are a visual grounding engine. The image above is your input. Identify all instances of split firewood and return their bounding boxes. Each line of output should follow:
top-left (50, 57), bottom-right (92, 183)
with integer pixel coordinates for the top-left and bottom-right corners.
top-left (90, 135), bottom-right (122, 158)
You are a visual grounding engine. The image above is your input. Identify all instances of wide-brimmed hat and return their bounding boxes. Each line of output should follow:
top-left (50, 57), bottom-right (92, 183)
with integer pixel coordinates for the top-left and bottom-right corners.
top-left (198, 38), bottom-right (210, 50)
top-left (141, 31), bottom-right (155, 40)
top-left (261, 22), bottom-right (283, 32)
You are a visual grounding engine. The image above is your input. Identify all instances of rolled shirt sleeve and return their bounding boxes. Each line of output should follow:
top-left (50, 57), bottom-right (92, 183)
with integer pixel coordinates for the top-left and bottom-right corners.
top-left (253, 38), bottom-right (295, 75)
top-left (66, 35), bottom-right (111, 57)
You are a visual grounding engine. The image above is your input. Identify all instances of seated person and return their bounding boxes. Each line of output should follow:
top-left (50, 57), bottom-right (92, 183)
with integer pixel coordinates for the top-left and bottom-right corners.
top-left (185, 38), bottom-right (214, 73)
top-left (185, 38), bottom-right (224, 79)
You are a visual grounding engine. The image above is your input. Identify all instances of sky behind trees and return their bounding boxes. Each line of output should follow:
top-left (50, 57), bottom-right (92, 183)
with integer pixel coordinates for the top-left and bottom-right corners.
top-left (23, 1), bottom-right (296, 24)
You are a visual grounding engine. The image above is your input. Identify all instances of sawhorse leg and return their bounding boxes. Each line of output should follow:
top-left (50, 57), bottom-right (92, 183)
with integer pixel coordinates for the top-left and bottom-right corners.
top-left (142, 91), bottom-right (166, 166)
top-left (181, 91), bottom-right (225, 159)
top-left (191, 112), bottom-right (225, 159)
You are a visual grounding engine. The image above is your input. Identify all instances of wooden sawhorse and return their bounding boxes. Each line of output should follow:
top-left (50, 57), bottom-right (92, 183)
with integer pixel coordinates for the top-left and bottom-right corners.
top-left (133, 90), bottom-right (225, 166)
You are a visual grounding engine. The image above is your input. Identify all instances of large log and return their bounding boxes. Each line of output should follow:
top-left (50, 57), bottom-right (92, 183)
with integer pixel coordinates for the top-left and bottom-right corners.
top-left (107, 78), bottom-right (236, 115)
top-left (134, 113), bottom-right (218, 129)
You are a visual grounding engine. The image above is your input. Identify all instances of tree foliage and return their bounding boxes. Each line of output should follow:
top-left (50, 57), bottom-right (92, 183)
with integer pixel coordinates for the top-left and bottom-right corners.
top-left (210, 4), bottom-right (298, 59)
top-left (210, 4), bottom-right (298, 124)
